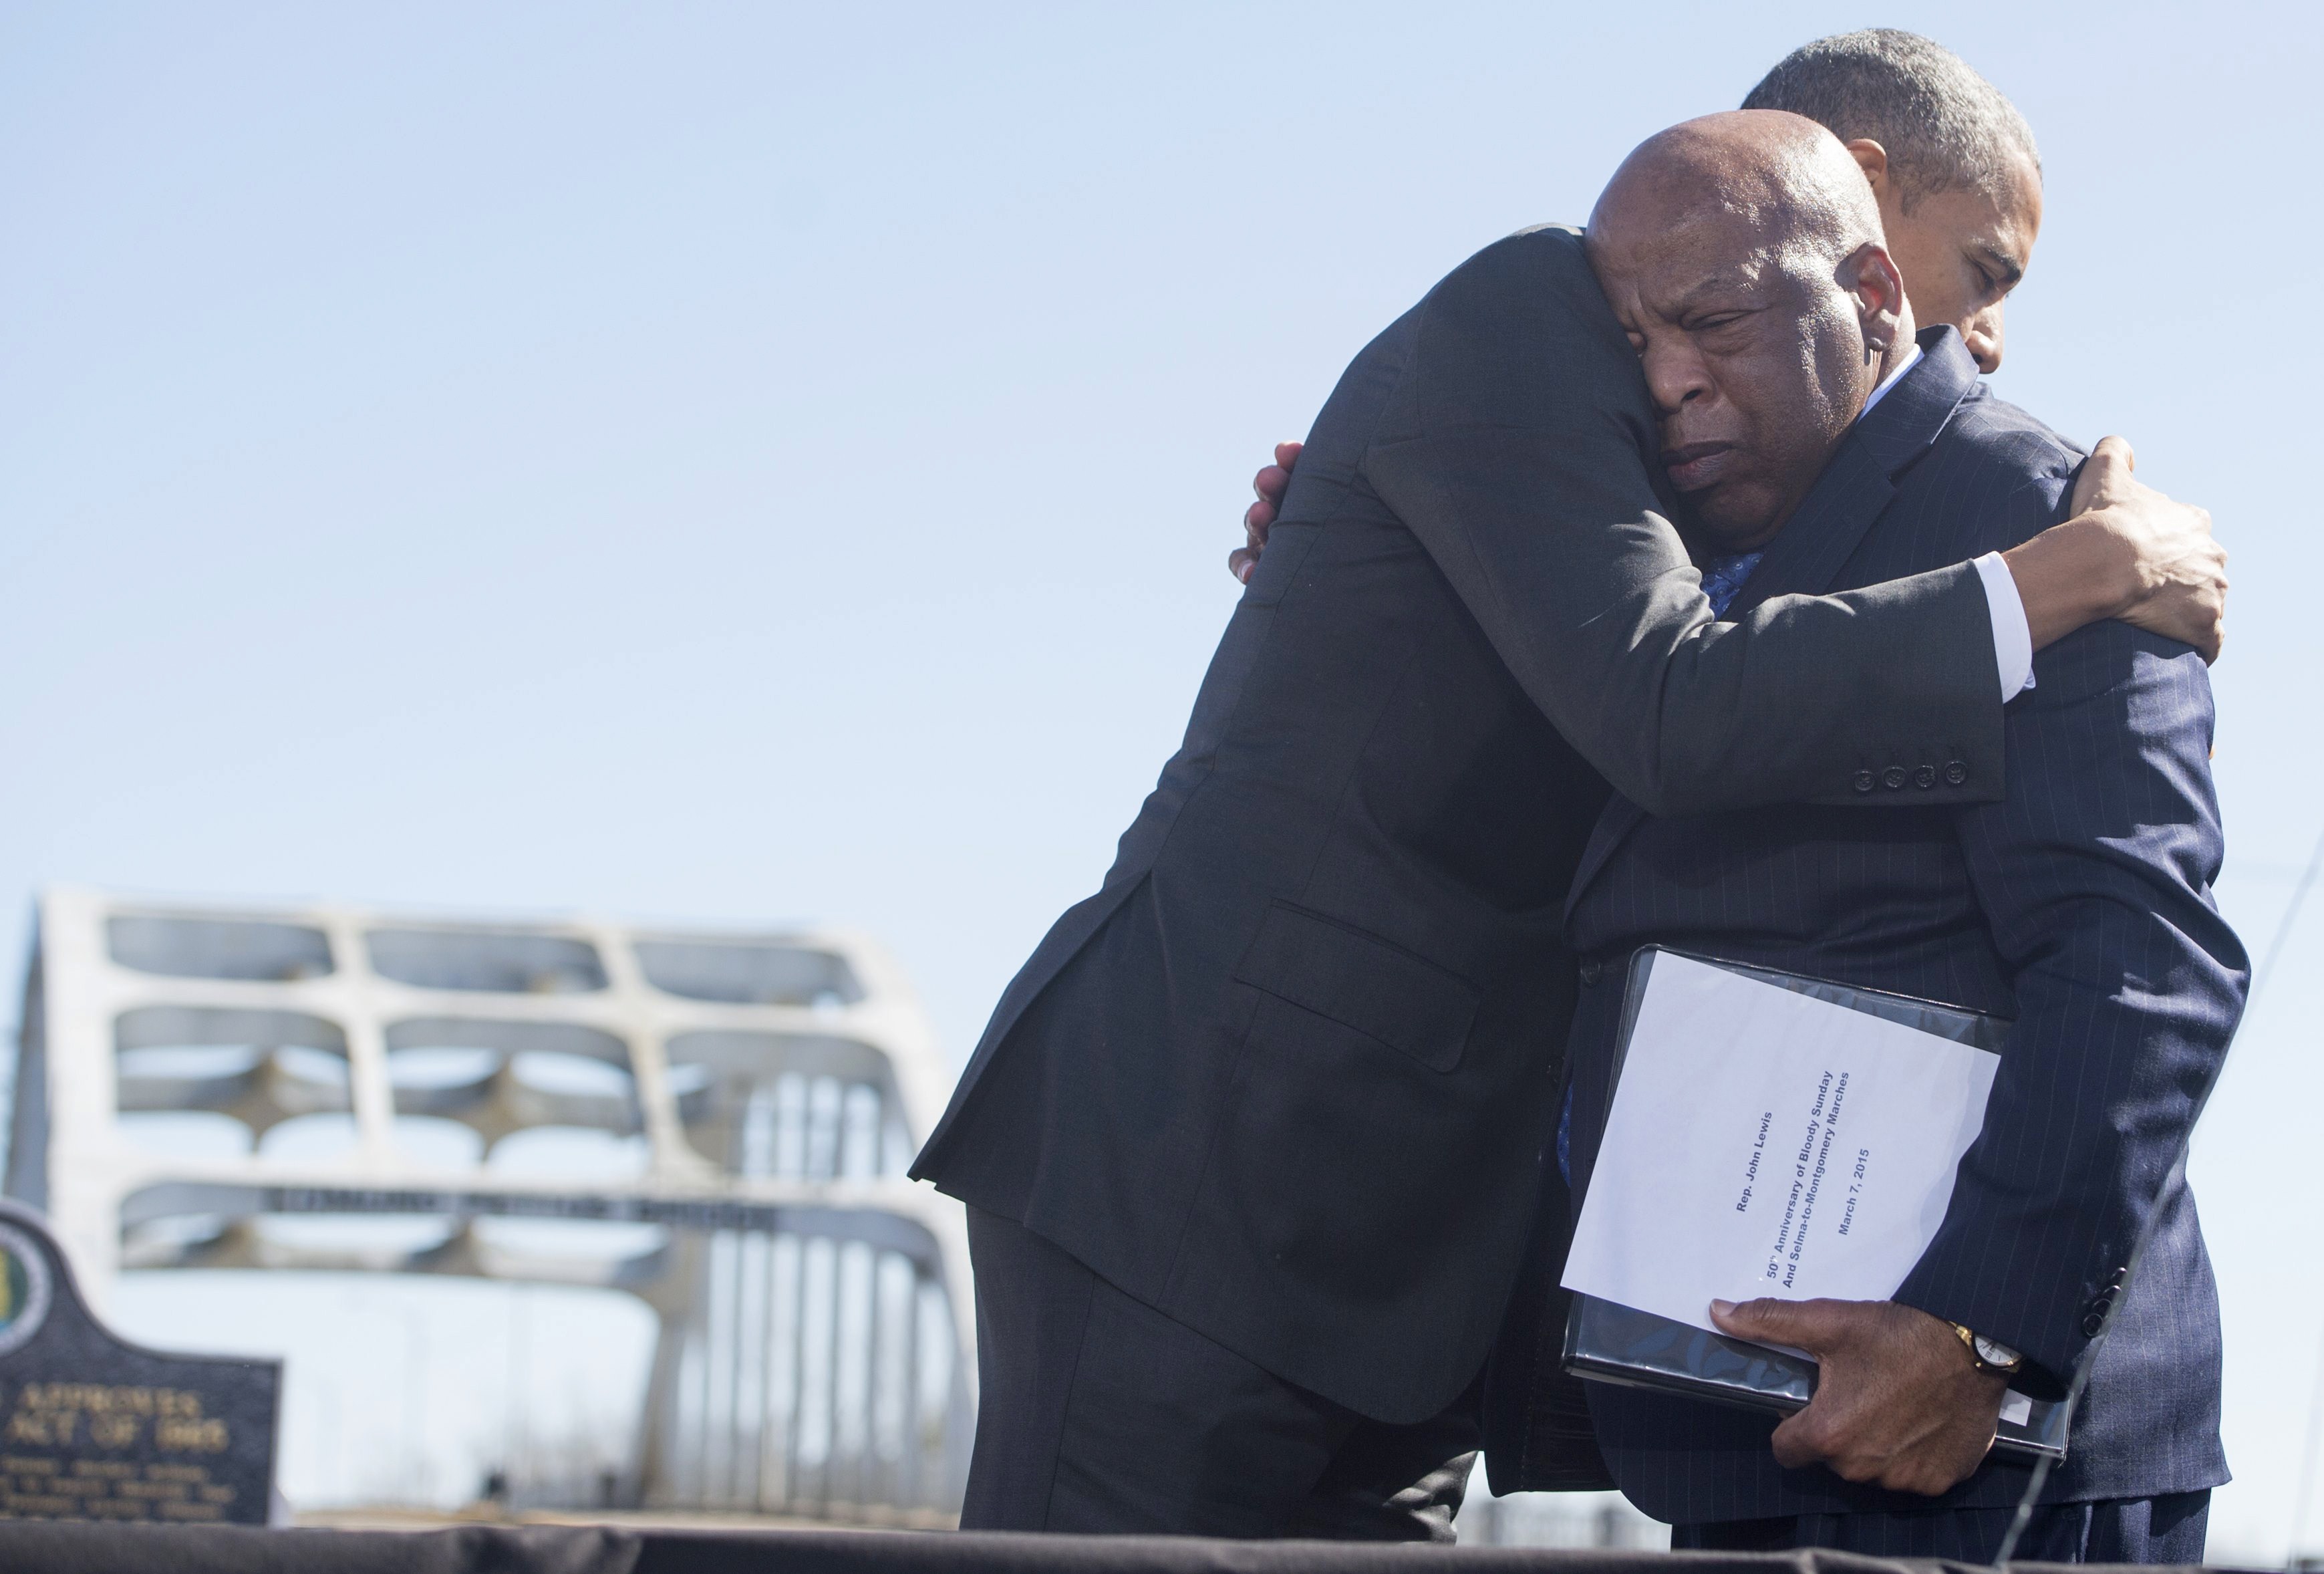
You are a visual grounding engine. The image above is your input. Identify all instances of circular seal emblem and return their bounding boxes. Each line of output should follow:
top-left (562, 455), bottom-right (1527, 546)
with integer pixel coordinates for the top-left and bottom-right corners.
top-left (0, 1222), bottom-right (55, 1357)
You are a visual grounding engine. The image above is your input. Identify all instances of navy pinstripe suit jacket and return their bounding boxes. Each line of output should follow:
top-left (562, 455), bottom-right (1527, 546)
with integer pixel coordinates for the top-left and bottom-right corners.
top-left (1558, 330), bottom-right (2248, 1523)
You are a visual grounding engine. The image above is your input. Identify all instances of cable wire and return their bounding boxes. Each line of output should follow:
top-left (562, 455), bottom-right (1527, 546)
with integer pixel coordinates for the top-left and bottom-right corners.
top-left (2267, 827), bottom-right (2324, 1566)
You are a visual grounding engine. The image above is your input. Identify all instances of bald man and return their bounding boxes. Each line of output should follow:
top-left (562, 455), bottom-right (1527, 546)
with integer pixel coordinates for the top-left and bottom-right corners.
top-left (1538, 112), bottom-right (2238, 1562)
top-left (1238, 31), bottom-right (2066, 573)
top-left (915, 76), bottom-right (2225, 1554)
top-left (1215, 41), bottom-right (2231, 1546)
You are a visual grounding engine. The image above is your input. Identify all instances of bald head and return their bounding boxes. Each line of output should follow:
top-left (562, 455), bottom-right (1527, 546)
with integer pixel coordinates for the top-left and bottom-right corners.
top-left (1586, 111), bottom-right (1915, 549)
top-left (1590, 110), bottom-right (1884, 281)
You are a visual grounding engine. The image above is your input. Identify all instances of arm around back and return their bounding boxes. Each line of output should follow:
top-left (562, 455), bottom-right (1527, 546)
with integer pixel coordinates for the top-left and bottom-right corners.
top-left (1360, 227), bottom-right (2003, 817)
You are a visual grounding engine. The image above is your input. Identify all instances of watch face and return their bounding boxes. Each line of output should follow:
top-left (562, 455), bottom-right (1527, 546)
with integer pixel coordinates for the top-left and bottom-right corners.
top-left (1973, 1335), bottom-right (2017, 1368)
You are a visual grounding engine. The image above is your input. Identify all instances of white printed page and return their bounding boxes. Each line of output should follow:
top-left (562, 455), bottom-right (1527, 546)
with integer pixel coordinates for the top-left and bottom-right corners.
top-left (1561, 951), bottom-right (1999, 1334)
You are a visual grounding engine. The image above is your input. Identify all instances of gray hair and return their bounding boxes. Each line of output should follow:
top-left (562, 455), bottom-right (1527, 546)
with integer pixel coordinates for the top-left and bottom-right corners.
top-left (1741, 29), bottom-right (2040, 211)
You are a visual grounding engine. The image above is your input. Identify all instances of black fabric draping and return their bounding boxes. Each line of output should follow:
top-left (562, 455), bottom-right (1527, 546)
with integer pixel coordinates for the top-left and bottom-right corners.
top-left (0, 1522), bottom-right (2239, 1574)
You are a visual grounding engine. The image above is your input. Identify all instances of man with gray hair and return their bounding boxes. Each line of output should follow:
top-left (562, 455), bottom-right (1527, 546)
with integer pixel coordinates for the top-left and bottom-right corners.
top-left (1550, 109), bottom-right (2236, 1561)
top-left (1216, 31), bottom-right (2230, 1563)
top-left (1236, 31), bottom-right (2057, 574)
top-left (1743, 28), bottom-right (2043, 375)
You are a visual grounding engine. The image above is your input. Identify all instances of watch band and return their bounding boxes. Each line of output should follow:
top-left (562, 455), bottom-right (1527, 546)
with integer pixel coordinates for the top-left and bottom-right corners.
top-left (1949, 1320), bottom-right (2024, 1376)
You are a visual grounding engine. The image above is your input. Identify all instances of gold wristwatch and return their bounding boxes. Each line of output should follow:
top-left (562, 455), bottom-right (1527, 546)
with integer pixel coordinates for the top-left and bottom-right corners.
top-left (1948, 1321), bottom-right (2025, 1378)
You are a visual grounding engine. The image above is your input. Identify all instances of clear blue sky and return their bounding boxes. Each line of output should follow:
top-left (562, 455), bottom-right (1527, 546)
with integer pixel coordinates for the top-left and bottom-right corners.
top-left (3, 2), bottom-right (2319, 1557)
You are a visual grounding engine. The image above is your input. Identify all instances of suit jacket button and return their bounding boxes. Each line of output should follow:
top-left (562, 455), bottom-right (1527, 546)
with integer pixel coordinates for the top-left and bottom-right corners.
top-left (1882, 766), bottom-right (1907, 790)
top-left (1853, 769), bottom-right (1877, 793)
top-left (1944, 760), bottom-right (1969, 785)
top-left (2082, 1312), bottom-right (2108, 1337)
top-left (1578, 960), bottom-right (1604, 987)
top-left (1914, 765), bottom-right (1937, 789)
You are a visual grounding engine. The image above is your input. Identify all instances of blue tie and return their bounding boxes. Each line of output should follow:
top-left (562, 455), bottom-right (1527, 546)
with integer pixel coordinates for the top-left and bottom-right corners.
top-left (1699, 549), bottom-right (1765, 617)
top-left (1556, 548), bottom-right (1763, 1187)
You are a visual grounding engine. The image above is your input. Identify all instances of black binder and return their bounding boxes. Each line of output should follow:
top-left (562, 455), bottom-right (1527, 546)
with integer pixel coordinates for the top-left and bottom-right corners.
top-left (1560, 946), bottom-right (2068, 1462)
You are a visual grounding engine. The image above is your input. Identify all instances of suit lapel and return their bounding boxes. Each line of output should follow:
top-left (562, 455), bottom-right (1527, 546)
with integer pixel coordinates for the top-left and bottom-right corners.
top-left (1563, 329), bottom-right (1983, 924)
top-left (1721, 440), bottom-right (1897, 619)
top-left (1727, 329), bottom-right (1982, 615)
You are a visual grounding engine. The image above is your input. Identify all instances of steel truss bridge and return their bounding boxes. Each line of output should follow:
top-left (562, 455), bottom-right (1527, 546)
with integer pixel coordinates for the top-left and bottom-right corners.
top-left (8, 887), bottom-right (974, 1520)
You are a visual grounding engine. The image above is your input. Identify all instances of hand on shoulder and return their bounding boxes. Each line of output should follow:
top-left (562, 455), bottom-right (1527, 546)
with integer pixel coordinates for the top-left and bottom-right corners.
top-left (2003, 436), bottom-right (2226, 662)
top-left (1229, 441), bottom-right (1302, 584)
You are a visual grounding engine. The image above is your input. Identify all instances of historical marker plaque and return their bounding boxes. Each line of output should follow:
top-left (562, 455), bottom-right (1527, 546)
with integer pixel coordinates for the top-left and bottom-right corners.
top-left (0, 1202), bottom-right (279, 1524)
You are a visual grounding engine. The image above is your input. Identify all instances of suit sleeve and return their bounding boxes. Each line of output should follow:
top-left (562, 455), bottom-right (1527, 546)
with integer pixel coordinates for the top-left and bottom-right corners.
top-left (1359, 229), bottom-right (2005, 817)
top-left (1892, 617), bottom-right (2247, 1395)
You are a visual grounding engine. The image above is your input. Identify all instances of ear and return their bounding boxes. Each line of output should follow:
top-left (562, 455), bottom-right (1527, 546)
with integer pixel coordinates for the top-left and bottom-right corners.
top-left (1843, 138), bottom-right (1891, 199)
top-left (1838, 241), bottom-right (1908, 357)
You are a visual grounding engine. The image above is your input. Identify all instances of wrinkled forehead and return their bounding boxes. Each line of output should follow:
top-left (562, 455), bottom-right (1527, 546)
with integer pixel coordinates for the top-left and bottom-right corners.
top-left (1588, 205), bottom-right (1790, 316)
top-left (1592, 154), bottom-right (1783, 245)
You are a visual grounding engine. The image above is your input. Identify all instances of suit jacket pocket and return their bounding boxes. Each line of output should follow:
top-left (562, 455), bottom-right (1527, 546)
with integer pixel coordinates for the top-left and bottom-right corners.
top-left (1231, 901), bottom-right (1480, 1073)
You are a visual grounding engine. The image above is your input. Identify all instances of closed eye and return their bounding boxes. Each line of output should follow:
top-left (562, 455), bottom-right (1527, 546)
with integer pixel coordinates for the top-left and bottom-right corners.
top-left (1967, 247), bottom-right (2024, 300)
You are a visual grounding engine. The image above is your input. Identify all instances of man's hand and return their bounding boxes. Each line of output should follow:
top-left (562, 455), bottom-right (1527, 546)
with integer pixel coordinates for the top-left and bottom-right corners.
top-left (1229, 441), bottom-right (1302, 584)
top-left (2005, 434), bottom-right (2228, 662)
top-left (2069, 435), bottom-right (2228, 661)
top-left (1709, 1296), bottom-right (2005, 1497)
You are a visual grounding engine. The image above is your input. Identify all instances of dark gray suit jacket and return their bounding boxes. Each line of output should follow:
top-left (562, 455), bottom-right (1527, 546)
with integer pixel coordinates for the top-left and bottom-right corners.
top-left (912, 228), bottom-right (2011, 1425)
top-left (1552, 330), bottom-right (2246, 1519)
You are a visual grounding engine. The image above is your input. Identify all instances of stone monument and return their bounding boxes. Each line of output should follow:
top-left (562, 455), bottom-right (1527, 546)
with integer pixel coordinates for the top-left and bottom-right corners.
top-left (0, 1200), bottom-right (279, 1524)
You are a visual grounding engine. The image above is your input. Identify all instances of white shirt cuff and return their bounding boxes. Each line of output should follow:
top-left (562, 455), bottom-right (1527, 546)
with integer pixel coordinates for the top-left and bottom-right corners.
top-left (1973, 551), bottom-right (2036, 699)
